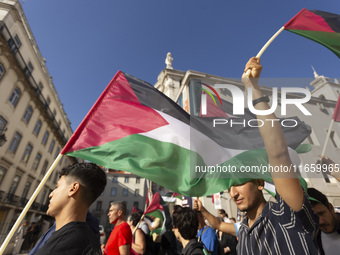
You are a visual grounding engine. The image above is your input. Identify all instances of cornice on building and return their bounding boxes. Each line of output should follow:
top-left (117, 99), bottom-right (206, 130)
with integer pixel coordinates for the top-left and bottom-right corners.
top-left (0, 0), bottom-right (72, 131)
top-left (157, 67), bottom-right (339, 110)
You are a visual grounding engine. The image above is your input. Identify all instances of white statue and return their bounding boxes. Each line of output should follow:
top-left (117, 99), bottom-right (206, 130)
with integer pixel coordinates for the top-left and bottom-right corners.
top-left (165, 52), bottom-right (173, 69)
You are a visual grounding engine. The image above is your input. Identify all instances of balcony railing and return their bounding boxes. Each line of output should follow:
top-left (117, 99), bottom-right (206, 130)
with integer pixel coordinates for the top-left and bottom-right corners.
top-left (0, 190), bottom-right (48, 212)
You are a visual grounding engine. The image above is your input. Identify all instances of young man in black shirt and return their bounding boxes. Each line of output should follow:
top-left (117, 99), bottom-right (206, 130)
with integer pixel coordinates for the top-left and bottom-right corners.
top-left (35, 163), bottom-right (107, 255)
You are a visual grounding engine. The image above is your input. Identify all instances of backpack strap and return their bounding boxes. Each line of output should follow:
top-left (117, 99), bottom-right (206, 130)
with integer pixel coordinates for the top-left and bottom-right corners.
top-left (198, 226), bottom-right (209, 241)
top-left (198, 226), bottom-right (213, 254)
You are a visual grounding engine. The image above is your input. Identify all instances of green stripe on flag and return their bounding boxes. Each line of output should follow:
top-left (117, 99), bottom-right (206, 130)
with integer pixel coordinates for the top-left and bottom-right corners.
top-left (146, 210), bottom-right (164, 223)
top-left (286, 30), bottom-right (340, 58)
top-left (65, 134), bottom-right (306, 197)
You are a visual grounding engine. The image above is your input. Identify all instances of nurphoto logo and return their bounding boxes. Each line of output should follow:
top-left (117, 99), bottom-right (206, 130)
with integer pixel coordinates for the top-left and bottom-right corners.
top-left (201, 83), bottom-right (312, 128)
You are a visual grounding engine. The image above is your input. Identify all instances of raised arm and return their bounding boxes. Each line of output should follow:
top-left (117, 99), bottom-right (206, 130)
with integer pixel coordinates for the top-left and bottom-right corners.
top-left (242, 57), bottom-right (303, 212)
top-left (193, 199), bottom-right (236, 236)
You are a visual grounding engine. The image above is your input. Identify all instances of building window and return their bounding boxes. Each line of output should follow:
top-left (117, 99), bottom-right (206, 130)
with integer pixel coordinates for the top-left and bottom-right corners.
top-left (136, 178), bottom-right (140, 184)
top-left (37, 82), bottom-right (43, 92)
top-left (33, 120), bottom-right (42, 135)
top-left (96, 201), bottom-right (102, 211)
top-left (46, 97), bottom-right (50, 106)
top-left (48, 139), bottom-right (55, 153)
top-left (27, 61), bottom-right (34, 72)
top-left (134, 189), bottom-right (139, 197)
top-left (0, 116), bottom-right (7, 132)
top-left (54, 147), bottom-right (60, 159)
top-left (32, 153), bottom-right (41, 170)
top-left (124, 177), bottom-right (129, 183)
top-left (53, 171), bottom-right (59, 184)
top-left (8, 38), bottom-right (18, 53)
top-left (53, 109), bottom-right (56, 117)
top-left (40, 189), bottom-right (47, 205)
top-left (0, 62), bottom-right (5, 80)
top-left (22, 181), bottom-right (31, 199)
top-left (112, 176), bottom-right (118, 183)
top-left (0, 166), bottom-right (7, 185)
top-left (22, 105), bottom-right (33, 124)
top-left (111, 188), bottom-right (117, 196)
top-left (329, 130), bottom-right (340, 148)
top-left (9, 88), bottom-right (21, 107)
top-left (41, 160), bottom-right (48, 176)
top-left (14, 34), bottom-right (21, 48)
top-left (8, 132), bottom-right (21, 153)
top-left (123, 188), bottom-right (128, 197)
top-left (21, 144), bottom-right (33, 163)
top-left (9, 175), bottom-right (21, 195)
top-left (42, 131), bottom-right (49, 145)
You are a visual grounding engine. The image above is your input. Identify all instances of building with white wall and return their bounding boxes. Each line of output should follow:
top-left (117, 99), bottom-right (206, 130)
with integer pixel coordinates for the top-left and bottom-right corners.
top-left (0, 0), bottom-right (76, 243)
top-left (155, 53), bottom-right (340, 218)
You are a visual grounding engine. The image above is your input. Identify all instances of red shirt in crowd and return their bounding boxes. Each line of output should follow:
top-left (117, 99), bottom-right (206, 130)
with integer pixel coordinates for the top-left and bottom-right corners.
top-left (104, 222), bottom-right (132, 255)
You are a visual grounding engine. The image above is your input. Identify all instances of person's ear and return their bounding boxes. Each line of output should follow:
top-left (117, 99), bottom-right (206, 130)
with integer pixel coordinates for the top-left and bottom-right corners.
top-left (329, 203), bottom-right (335, 213)
top-left (69, 182), bottom-right (80, 196)
top-left (256, 179), bottom-right (265, 191)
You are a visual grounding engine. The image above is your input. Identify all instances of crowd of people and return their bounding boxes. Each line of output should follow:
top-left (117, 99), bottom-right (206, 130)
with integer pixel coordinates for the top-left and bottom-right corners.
top-left (11, 57), bottom-right (340, 254)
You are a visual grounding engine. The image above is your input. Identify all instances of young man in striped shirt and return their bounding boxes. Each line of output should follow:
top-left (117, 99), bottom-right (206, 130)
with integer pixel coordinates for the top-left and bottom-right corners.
top-left (194, 57), bottom-right (319, 254)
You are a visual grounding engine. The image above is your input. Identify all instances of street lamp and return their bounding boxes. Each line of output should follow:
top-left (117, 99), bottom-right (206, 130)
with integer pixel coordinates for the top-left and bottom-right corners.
top-left (0, 128), bottom-right (7, 146)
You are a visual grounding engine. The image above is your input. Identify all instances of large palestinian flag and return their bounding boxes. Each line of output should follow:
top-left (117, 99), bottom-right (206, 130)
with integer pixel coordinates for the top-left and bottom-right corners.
top-left (61, 71), bottom-right (311, 196)
top-left (284, 8), bottom-right (340, 59)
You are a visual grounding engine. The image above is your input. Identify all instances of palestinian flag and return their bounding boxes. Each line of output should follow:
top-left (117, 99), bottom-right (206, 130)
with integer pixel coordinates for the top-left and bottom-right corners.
top-left (61, 71), bottom-right (311, 196)
top-left (284, 8), bottom-right (340, 58)
top-left (172, 192), bottom-right (182, 199)
top-left (143, 192), bottom-right (166, 236)
top-left (131, 206), bottom-right (138, 214)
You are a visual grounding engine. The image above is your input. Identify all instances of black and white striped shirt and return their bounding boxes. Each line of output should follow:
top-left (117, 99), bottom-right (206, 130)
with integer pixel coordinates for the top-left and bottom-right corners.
top-left (237, 193), bottom-right (319, 255)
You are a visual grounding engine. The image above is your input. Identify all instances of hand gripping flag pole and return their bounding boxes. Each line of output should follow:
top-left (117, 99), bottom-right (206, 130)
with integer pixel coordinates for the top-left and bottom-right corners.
top-left (244, 26), bottom-right (285, 77)
top-left (0, 154), bottom-right (63, 254)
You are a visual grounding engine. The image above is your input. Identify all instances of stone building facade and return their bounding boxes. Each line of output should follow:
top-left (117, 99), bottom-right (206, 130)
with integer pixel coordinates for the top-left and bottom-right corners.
top-left (0, 0), bottom-right (76, 243)
top-left (155, 54), bottom-right (340, 218)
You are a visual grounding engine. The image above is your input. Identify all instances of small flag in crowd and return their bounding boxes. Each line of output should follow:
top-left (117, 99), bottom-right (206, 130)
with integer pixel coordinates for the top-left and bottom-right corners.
top-left (143, 192), bottom-right (166, 236)
top-left (131, 206), bottom-right (138, 214)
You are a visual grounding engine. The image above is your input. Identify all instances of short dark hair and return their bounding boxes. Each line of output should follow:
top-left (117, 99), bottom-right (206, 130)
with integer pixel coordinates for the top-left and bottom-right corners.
top-left (172, 205), bottom-right (183, 227)
top-left (111, 201), bottom-right (127, 216)
top-left (59, 163), bottom-right (107, 206)
top-left (219, 209), bottom-right (228, 217)
top-left (129, 211), bottom-right (143, 227)
top-left (307, 188), bottom-right (330, 209)
top-left (173, 205), bottom-right (183, 213)
top-left (173, 207), bottom-right (198, 240)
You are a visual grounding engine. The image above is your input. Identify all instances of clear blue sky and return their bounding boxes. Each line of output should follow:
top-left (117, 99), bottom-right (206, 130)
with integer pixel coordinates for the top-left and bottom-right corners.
top-left (21, 0), bottom-right (340, 131)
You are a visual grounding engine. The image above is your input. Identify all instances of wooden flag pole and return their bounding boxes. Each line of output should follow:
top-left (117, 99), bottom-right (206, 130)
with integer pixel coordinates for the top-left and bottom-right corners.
top-left (244, 26), bottom-right (285, 76)
top-left (320, 119), bottom-right (335, 156)
top-left (256, 26), bottom-right (285, 58)
top-left (132, 214), bottom-right (145, 235)
top-left (0, 154), bottom-right (63, 254)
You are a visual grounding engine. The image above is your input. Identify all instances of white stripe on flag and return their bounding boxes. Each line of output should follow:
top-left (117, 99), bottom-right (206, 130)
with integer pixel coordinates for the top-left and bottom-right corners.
top-left (140, 110), bottom-right (244, 166)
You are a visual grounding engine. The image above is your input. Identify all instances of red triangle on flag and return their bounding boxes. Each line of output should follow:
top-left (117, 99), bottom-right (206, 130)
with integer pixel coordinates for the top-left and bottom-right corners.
top-left (62, 71), bottom-right (168, 154)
